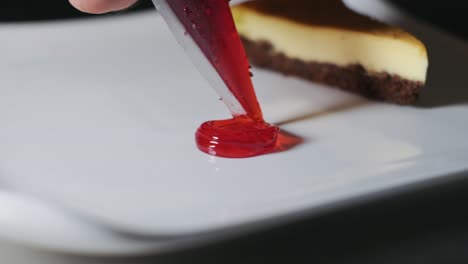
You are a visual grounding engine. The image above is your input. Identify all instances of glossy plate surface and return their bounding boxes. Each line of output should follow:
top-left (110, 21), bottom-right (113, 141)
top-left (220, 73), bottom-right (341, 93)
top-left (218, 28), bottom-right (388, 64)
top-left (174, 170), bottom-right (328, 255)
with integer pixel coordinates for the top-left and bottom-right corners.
top-left (0, 0), bottom-right (467, 253)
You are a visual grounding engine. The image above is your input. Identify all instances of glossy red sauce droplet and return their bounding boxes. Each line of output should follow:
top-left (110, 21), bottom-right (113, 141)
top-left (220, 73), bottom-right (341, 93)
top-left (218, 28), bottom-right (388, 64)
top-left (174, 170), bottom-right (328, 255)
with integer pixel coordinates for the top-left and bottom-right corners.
top-left (167, 0), bottom-right (280, 158)
top-left (195, 115), bottom-right (280, 158)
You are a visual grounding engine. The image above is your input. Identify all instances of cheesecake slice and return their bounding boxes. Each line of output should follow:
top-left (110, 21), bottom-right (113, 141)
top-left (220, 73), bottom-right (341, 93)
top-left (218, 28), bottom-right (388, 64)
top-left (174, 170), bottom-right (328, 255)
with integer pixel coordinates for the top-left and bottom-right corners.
top-left (232, 0), bottom-right (429, 104)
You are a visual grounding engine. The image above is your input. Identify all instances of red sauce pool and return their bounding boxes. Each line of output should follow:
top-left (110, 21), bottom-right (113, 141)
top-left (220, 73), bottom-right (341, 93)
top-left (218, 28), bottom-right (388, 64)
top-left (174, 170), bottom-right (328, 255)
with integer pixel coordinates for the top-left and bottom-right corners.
top-left (167, 0), bottom-right (279, 158)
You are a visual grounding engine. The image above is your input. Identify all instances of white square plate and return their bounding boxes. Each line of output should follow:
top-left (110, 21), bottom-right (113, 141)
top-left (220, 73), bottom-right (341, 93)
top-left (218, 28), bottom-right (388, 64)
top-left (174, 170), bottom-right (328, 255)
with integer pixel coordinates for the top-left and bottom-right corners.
top-left (0, 0), bottom-right (467, 249)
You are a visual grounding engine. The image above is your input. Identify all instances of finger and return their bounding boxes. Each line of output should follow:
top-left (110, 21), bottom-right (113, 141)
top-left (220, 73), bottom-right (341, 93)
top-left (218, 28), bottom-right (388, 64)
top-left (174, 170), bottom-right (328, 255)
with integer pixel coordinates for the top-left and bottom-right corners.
top-left (69, 0), bottom-right (139, 14)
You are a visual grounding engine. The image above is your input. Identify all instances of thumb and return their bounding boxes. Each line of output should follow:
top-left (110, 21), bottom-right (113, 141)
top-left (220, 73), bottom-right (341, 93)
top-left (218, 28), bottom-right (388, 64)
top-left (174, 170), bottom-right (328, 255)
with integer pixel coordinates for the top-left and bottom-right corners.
top-left (69, 0), bottom-right (139, 14)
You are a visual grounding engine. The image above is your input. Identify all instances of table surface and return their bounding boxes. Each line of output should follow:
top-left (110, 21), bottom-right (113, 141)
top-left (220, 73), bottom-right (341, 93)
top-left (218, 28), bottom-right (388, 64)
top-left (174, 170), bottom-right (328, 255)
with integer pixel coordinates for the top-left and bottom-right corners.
top-left (2, 1), bottom-right (468, 263)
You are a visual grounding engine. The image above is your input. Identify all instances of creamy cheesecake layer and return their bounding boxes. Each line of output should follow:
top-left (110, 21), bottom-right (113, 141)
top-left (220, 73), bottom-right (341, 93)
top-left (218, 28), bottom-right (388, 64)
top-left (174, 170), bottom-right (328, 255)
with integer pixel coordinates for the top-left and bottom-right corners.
top-left (232, 2), bottom-right (428, 82)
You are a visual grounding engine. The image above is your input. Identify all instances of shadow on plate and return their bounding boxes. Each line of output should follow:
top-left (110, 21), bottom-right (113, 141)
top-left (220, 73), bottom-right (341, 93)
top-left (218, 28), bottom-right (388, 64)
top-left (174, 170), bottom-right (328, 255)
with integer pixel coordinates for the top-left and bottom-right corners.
top-left (272, 100), bottom-right (368, 153)
top-left (276, 100), bottom-right (369, 126)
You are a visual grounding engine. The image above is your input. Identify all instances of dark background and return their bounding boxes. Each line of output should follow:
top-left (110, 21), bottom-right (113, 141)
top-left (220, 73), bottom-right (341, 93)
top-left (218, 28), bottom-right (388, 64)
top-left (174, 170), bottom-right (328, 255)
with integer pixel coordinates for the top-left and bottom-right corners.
top-left (1, 1), bottom-right (468, 264)
top-left (2, 1), bottom-right (468, 41)
top-left (0, 0), bottom-right (153, 21)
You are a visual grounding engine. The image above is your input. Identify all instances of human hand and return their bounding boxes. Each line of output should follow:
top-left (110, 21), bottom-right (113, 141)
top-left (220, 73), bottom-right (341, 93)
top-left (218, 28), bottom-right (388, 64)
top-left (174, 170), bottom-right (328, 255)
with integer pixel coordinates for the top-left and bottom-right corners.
top-left (69, 0), bottom-right (139, 14)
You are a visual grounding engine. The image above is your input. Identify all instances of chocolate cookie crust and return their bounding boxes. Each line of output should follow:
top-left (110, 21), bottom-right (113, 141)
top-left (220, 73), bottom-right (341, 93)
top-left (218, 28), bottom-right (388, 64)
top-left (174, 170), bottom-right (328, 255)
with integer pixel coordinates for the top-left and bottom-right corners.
top-left (242, 37), bottom-right (423, 104)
